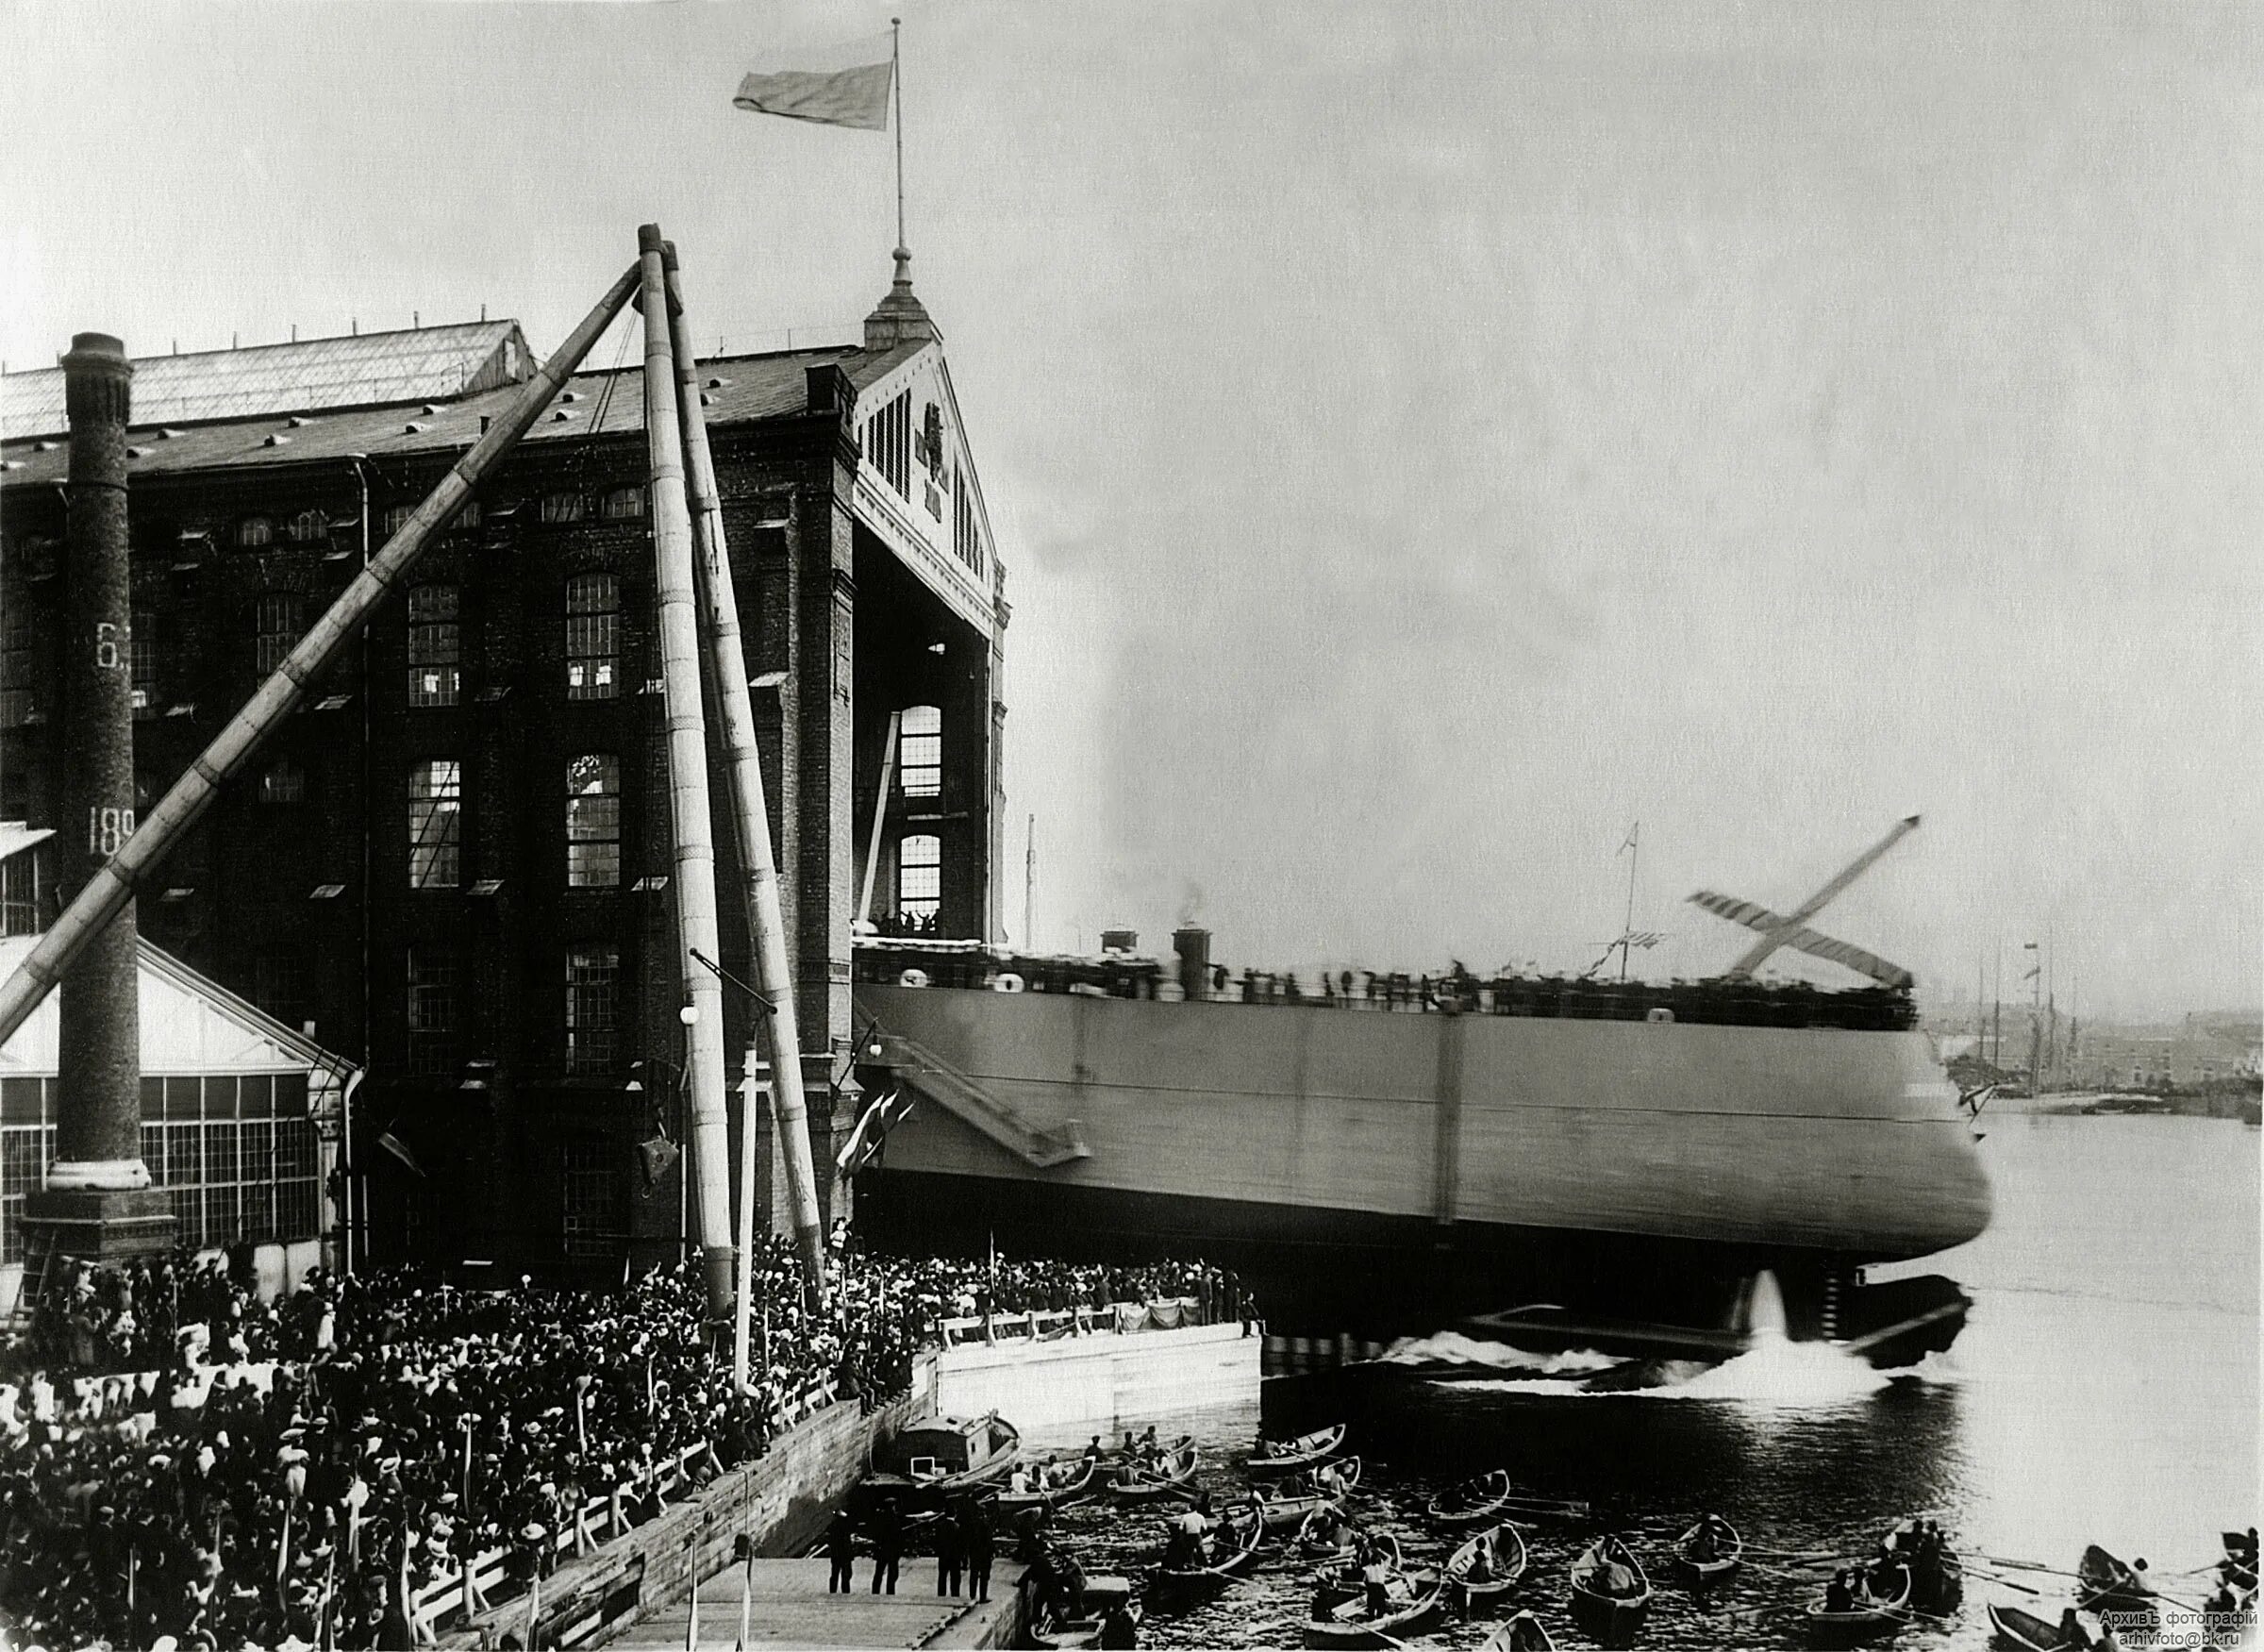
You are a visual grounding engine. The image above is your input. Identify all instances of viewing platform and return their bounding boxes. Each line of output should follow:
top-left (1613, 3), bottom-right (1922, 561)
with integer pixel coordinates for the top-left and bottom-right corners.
top-left (610, 1559), bottom-right (1028, 1649)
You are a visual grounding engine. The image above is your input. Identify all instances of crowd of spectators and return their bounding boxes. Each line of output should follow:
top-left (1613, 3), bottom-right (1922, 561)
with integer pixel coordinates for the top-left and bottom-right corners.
top-left (0, 1237), bottom-right (1250, 1651)
top-left (855, 942), bottom-right (1917, 1032)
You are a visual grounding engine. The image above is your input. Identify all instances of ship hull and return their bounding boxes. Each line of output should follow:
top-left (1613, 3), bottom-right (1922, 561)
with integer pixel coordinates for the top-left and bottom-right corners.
top-left (853, 986), bottom-right (1990, 1346)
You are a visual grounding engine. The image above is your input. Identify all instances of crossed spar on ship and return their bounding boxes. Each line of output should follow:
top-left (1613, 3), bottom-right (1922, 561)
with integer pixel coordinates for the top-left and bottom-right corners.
top-left (1687, 815), bottom-right (1922, 991)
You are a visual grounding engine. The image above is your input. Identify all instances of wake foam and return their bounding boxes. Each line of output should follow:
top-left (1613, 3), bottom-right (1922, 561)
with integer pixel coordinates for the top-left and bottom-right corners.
top-left (1380, 1330), bottom-right (1619, 1374)
top-left (1401, 1330), bottom-right (1901, 1405)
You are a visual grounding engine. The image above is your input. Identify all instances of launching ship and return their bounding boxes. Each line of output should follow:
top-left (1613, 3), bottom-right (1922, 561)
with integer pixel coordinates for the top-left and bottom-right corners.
top-left (848, 824), bottom-right (1992, 1365)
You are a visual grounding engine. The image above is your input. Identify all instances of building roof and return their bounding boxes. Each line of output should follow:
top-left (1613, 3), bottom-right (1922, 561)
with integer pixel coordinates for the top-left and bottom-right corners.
top-left (0, 336), bottom-right (925, 488)
top-left (0, 935), bottom-right (352, 1079)
top-left (0, 823), bottom-right (53, 863)
top-left (0, 322), bottom-right (533, 442)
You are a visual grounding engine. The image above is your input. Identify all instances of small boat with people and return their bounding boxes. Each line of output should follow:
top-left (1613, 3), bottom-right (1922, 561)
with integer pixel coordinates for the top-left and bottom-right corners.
top-left (1481, 1612), bottom-right (1557, 1652)
top-left (1296, 1501), bottom-right (1362, 1561)
top-left (1880, 1518), bottom-right (1962, 1614)
top-left (1303, 1566), bottom-right (1448, 1649)
top-left (1148, 1513), bottom-right (1266, 1613)
top-left (1250, 1424), bottom-right (1349, 1478)
top-left (1030, 1577), bottom-right (1141, 1649)
top-left (1303, 1455), bottom-right (1362, 1496)
top-left (1569, 1536), bottom-right (1653, 1647)
top-left (994, 1453), bottom-right (1102, 1516)
top-left (1985, 1601), bottom-right (2114, 1651)
top-left (1251, 1479), bottom-right (1353, 1534)
top-left (2075, 1545), bottom-right (2156, 1618)
top-left (1804, 1560), bottom-right (1912, 1644)
top-left (1113, 1442), bottom-right (1201, 1500)
top-left (1673, 1513), bottom-right (1743, 1588)
top-left (1429, 1469), bottom-right (1516, 1529)
top-left (1446, 1522), bottom-right (1528, 1616)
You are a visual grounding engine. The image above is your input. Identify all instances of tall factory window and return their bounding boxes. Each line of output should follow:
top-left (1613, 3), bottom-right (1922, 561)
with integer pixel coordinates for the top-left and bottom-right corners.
top-left (236, 516), bottom-right (274, 548)
top-left (566, 754), bottom-right (622, 888)
top-left (382, 503), bottom-right (415, 538)
top-left (129, 611), bottom-right (159, 712)
top-left (899, 705), bottom-right (941, 797)
top-left (407, 584), bottom-right (461, 707)
top-left (601, 486), bottom-right (645, 520)
top-left (255, 592), bottom-right (301, 676)
top-left (1, 849), bottom-right (43, 937)
top-left (406, 945), bottom-right (458, 1077)
top-left (897, 833), bottom-right (941, 924)
top-left (565, 944), bottom-right (620, 1075)
top-left (565, 573), bottom-right (620, 700)
top-left (258, 759), bottom-right (307, 805)
top-left (255, 947), bottom-right (308, 1033)
top-left (861, 387), bottom-right (912, 498)
top-left (561, 1134), bottom-right (623, 1259)
top-left (541, 491), bottom-right (588, 525)
top-left (953, 463), bottom-right (985, 577)
top-left (287, 509), bottom-right (327, 544)
top-left (408, 759), bottom-right (462, 889)
top-left (1, 1126), bottom-right (54, 1263)
top-left (0, 594), bottom-right (36, 727)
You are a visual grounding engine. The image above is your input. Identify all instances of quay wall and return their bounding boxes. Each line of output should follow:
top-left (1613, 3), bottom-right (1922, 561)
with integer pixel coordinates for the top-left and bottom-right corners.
top-left (935, 1320), bottom-right (1260, 1429)
top-left (447, 1357), bottom-right (938, 1647)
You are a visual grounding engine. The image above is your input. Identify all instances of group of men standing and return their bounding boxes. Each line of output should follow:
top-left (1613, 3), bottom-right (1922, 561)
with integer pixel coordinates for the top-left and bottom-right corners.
top-left (822, 1497), bottom-right (993, 1600)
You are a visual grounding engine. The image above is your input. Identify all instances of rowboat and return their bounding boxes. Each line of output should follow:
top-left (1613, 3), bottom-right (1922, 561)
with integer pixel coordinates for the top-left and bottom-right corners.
top-left (1673, 1517), bottom-right (1743, 1588)
top-left (867, 1412), bottom-right (1022, 1504)
top-left (1250, 1425), bottom-right (1348, 1478)
top-left (1303, 1568), bottom-right (1447, 1649)
top-left (1148, 1518), bottom-right (1265, 1613)
top-left (1446, 1522), bottom-right (1528, 1616)
top-left (1303, 1455), bottom-right (1363, 1495)
top-left (1482, 1612), bottom-right (1557, 1652)
top-left (1879, 1522), bottom-right (1962, 1614)
top-left (1030, 1596), bottom-right (1140, 1650)
top-left (1986, 1602), bottom-right (2088, 1651)
top-left (1569, 1537), bottom-right (1652, 1648)
top-left (1295, 1502), bottom-right (1359, 1561)
top-left (994, 1455), bottom-right (1102, 1516)
top-left (1312, 1530), bottom-right (1406, 1601)
top-left (2075, 1545), bottom-right (2156, 1617)
top-left (1251, 1484), bottom-right (1348, 1534)
top-left (1112, 1443), bottom-right (1200, 1500)
top-left (1803, 1562), bottom-right (1912, 1644)
top-left (1429, 1470), bottom-right (1515, 1529)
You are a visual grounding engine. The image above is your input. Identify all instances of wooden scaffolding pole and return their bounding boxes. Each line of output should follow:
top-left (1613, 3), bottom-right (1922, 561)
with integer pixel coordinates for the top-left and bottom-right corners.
top-left (0, 261), bottom-right (643, 1050)
top-left (637, 224), bottom-right (737, 1315)
top-left (658, 243), bottom-right (832, 1371)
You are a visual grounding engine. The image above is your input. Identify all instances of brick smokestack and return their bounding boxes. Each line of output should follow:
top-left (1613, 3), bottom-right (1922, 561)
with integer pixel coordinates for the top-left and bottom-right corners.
top-left (25, 333), bottom-right (170, 1259)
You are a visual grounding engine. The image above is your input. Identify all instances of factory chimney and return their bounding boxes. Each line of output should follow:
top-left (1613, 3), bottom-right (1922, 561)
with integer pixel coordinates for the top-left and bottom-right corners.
top-left (23, 334), bottom-right (172, 1262)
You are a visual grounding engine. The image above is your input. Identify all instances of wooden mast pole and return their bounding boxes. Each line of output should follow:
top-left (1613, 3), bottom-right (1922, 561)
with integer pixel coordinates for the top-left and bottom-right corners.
top-left (0, 261), bottom-right (642, 1049)
top-left (637, 224), bottom-right (737, 1316)
top-left (658, 243), bottom-right (832, 1368)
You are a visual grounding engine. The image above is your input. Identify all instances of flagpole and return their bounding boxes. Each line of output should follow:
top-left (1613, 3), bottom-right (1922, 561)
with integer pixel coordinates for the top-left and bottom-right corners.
top-left (891, 17), bottom-right (907, 257)
top-left (1619, 823), bottom-right (1640, 982)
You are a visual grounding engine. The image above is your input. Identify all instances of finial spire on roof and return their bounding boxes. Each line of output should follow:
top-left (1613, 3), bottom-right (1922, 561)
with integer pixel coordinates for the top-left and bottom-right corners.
top-left (864, 244), bottom-right (937, 351)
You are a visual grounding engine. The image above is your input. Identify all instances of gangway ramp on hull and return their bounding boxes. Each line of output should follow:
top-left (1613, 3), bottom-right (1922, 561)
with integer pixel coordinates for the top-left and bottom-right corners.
top-left (869, 1030), bottom-right (1090, 1169)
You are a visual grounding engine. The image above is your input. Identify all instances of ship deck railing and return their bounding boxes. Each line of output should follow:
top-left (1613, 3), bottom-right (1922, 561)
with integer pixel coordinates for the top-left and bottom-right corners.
top-left (933, 1295), bottom-right (1218, 1346)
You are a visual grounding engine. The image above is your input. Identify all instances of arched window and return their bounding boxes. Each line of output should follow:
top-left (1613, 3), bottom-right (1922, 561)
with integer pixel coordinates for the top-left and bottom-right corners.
top-left (566, 754), bottom-right (621, 888)
top-left (899, 705), bottom-right (941, 798)
top-left (601, 486), bottom-right (645, 521)
top-left (237, 516), bottom-right (274, 548)
top-left (287, 509), bottom-right (327, 543)
top-left (897, 833), bottom-right (941, 925)
top-left (541, 492), bottom-right (587, 525)
top-left (255, 592), bottom-right (301, 676)
top-left (565, 573), bottom-right (619, 700)
top-left (407, 584), bottom-right (460, 706)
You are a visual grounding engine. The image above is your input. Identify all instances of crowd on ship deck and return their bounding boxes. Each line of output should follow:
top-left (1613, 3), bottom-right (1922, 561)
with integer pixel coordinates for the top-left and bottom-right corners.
top-left (0, 1240), bottom-right (1250, 1651)
top-left (854, 945), bottom-right (1915, 1031)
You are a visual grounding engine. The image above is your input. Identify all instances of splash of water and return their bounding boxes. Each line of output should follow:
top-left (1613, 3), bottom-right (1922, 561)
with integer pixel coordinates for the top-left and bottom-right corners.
top-left (1745, 1268), bottom-right (1790, 1341)
top-left (1381, 1330), bottom-right (1619, 1374)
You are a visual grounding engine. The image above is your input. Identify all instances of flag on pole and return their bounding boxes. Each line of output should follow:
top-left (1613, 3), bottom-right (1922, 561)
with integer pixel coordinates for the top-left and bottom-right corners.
top-left (734, 53), bottom-right (893, 130)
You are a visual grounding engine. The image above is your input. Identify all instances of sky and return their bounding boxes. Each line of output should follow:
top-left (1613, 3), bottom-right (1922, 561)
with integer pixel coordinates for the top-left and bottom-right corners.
top-left (3, 1), bottom-right (2256, 1023)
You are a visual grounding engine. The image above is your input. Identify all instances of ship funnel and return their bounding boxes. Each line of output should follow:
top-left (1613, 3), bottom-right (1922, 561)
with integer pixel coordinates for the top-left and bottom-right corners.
top-left (1744, 1269), bottom-right (1790, 1344)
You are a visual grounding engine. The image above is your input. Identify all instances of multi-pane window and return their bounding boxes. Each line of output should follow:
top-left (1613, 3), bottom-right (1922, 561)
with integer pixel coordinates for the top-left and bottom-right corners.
top-left (381, 503), bottom-right (415, 538)
top-left (561, 1135), bottom-right (624, 1260)
top-left (601, 486), bottom-right (645, 520)
top-left (407, 584), bottom-right (460, 707)
top-left (258, 759), bottom-right (307, 805)
top-left (256, 592), bottom-right (300, 675)
top-left (861, 388), bottom-right (912, 498)
top-left (407, 945), bottom-right (458, 1076)
top-left (953, 462), bottom-right (986, 576)
top-left (899, 705), bottom-right (941, 798)
top-left (288, 509), bottom-right (327, 544)
top-left (1, 847), bottom-right (44, 936)
top-left (565, 945), bottom-right (620, 1075)
top-left (237, 517), bottom-right (274, 548)
top-left (129, 611), bottom-right (158, 711)
top-left (0, 592), bottom-right (37, 727)
top-left (408, 759), bottom-right (461, 889)
top-left (254, 947), bottom-right (308, 1032)
top-left (898, 833), bottom-right (941, 923)
top-left (541, 492), bottom-right (587, 525)
top-left (567, 754), bottom-right (621, 888)
top-left (565, 573), bottom-right (620, 701)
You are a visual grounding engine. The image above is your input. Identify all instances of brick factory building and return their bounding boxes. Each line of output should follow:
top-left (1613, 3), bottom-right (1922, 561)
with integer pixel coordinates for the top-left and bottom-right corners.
top-left (0, 259), bottom-right (1007, 1278)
